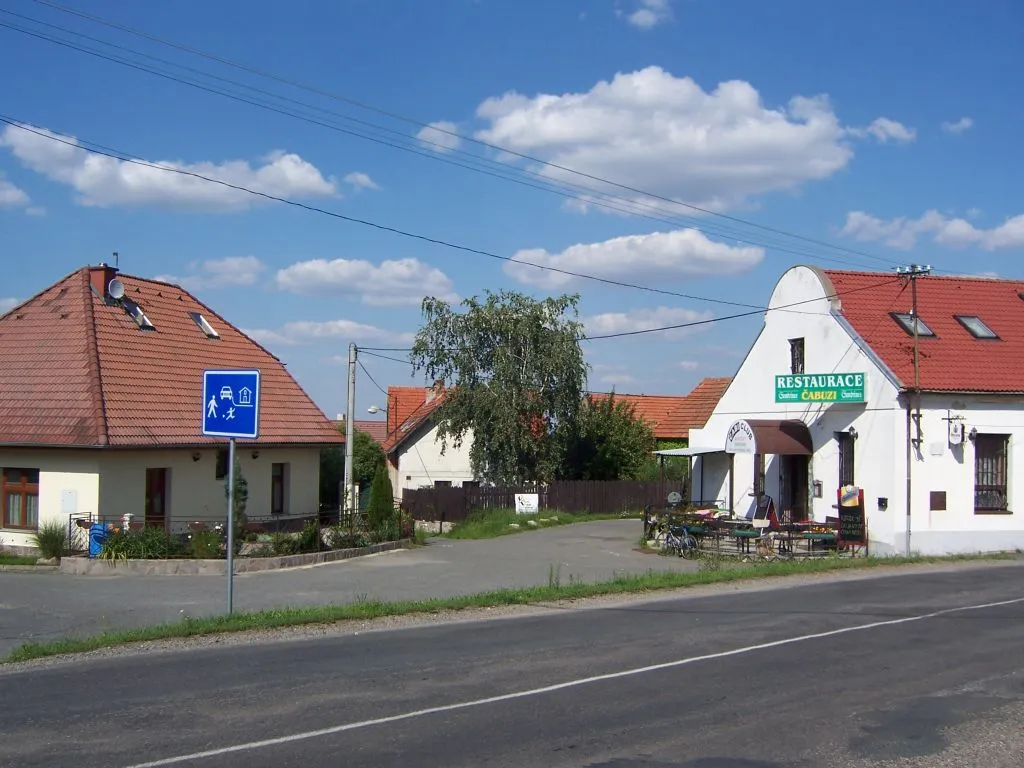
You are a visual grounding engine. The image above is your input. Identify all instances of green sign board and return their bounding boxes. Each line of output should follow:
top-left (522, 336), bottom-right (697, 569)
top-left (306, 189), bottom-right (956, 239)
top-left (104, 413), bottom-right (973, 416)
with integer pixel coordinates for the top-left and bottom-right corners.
top-left (775, 373), bottom-right (866, 404)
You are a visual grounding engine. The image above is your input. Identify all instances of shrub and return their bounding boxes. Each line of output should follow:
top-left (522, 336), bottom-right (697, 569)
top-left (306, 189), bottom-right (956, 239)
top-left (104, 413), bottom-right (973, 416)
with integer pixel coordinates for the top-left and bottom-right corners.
top-left (100, 527), bottom-right (184, 561)
top-left (225, 460), bottom-right (249, 555)
top-left (32, 520), bottom-right (69, 561)
top-left (188, 529), bottom-right (224, 559)
top-left (297, 519), bottom-right (321, 553)
top-left (365, 465), bottom-right (396, 539)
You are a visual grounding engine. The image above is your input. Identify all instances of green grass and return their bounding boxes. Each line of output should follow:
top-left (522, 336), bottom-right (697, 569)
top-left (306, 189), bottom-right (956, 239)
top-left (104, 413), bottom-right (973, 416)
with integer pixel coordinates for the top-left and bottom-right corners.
top-left (5, 551), bottom-right (1017, 664)
top-left (0, 555), bottom-right (39, 566)
top-left (442, 507), bottom-right (640, 540)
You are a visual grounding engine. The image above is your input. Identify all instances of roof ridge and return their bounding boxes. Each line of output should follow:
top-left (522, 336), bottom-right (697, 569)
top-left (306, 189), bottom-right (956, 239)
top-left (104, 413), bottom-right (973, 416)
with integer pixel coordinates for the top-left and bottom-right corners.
top-left (80, 268), bottom-right (109, 446)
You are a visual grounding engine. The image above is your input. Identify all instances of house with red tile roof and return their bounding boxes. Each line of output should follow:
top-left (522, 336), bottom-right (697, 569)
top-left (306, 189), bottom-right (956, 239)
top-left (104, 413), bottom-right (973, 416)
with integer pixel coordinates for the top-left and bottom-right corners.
top-left (380, 378), bottom-right (731, 498)
top-left (0, 263), bottom-right (342, 554)
top-left (689, 265), bottom-right (1024, 555)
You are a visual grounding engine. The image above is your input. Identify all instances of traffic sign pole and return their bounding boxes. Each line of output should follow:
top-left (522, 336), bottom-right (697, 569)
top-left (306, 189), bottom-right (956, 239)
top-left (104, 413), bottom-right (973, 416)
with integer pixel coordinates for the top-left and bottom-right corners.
top-left (202, 369), bottom-right (261, 617)
top-left (227, 437), bottom-right (235, 614)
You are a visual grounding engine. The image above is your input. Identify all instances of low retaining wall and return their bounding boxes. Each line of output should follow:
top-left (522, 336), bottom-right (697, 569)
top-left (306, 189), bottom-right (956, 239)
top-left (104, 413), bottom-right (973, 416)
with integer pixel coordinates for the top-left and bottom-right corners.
top-left (58, 539), bottom-right (411, 576)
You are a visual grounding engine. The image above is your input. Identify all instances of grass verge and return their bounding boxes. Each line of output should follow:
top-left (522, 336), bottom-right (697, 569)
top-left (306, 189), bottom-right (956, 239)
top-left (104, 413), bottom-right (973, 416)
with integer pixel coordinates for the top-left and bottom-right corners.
top-left (0, 555), bottom-right (38, 566)
top-left (5, 552), bottom-right (1018, 664)
top-left (442, 508), bottom-right (640, 540)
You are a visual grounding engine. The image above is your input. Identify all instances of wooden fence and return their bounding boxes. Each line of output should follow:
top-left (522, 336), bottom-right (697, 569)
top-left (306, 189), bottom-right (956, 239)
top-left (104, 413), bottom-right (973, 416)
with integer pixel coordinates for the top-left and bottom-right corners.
top-left (401, 480), bottom-right (684, 522)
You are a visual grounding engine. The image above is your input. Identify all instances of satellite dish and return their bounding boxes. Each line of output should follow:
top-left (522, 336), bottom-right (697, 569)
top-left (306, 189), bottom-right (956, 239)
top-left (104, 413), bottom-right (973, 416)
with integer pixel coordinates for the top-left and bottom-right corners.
top-left (108, 278), bottom-right (125, 300)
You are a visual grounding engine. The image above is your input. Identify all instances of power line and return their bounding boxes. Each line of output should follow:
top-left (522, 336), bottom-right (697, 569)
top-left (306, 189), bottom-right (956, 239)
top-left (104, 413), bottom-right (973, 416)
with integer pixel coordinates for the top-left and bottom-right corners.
top-left (13, 0), bottom-right (911, 272)
top-left (0, 11), bottom-right (890, 270)
top-left (355, 357), bottom-right (388, 397)
top-left (0, 115), bottom-right (872, 312)
top-left (356, 275), bottom-right (900, 353)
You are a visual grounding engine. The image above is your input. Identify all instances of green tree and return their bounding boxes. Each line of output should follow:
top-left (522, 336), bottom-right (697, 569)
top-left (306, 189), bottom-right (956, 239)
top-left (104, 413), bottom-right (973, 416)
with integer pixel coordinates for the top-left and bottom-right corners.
top-left (636, 438), bottom-right (690, 482)
top-left (410, 290), bottom-right (588, 485)
top-left (555, 393), bottom-right (656, 480)
top-left (319, 428), bottom-right (386, 508)
top-left (365, 463), bottom-right (396, 538)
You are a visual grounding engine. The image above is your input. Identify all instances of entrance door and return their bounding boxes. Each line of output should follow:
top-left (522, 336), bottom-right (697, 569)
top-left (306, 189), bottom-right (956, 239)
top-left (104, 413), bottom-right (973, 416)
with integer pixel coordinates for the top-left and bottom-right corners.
top-left (779, 455), bottom-right (809, 522)
top-left (145, 468), bottom-right (169, 530)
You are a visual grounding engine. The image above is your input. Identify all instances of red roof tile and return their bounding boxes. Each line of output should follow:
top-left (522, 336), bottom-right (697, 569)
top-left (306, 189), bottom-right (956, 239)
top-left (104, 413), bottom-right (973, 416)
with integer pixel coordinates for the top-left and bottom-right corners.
top-left (591, 377), bottom-right (732, 440)
top-left (824, 270), bottom-right (1024, 393)
top-left (331, 419), bottom-right (387, 444)
top-left (0, 266), bottom-right (343, 447)
top-left (381, 386), bottom-right (444, 454)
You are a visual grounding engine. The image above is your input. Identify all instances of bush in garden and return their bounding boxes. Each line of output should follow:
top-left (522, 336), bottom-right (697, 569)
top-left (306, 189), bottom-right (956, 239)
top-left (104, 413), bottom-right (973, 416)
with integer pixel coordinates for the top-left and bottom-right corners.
top-left (32, 519), bottom-right (69, 560)
top-left (188, 529), bottom-right (224, 559)
top-left (100, 526), bottom-right (184, 561)
top-left (365, 465), bottom-right (397, 540)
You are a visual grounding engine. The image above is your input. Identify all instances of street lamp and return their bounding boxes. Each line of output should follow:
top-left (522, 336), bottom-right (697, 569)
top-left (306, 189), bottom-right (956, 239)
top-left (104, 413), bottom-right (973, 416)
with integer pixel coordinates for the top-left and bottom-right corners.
top-left (368, 405), bottom-right (387, 415)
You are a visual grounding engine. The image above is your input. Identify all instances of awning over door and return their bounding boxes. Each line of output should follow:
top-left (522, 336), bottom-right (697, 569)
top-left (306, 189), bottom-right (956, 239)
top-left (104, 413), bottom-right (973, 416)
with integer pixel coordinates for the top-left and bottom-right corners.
top-left (724, 419), bottom-right (813, 455)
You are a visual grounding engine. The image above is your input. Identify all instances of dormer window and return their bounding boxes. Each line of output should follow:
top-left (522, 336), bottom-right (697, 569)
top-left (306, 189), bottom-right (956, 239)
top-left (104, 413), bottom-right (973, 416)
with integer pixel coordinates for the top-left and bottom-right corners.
top-left (954, 315), bottom-right (998, 340)
top-left (122, 298), bottom-right (155, 330)
top-left (190, 312), bottom-right (219, 339)
top-left (891, 312), bottom-right (934, 338)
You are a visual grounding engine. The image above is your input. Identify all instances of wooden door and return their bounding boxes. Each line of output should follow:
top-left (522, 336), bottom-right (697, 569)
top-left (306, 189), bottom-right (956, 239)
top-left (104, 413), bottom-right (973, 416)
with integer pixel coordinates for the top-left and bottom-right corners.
top-left (145, 468), bottom-right (168, 529)
top-left (780, 456), bottom-right (809, 522)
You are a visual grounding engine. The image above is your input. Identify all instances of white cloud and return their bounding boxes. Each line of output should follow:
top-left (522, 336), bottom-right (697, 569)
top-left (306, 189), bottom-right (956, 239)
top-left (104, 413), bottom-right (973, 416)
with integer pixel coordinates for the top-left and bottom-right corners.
top-left (505, 228), bottom-right (763, 290)
top-left (847, 117), bottom-right (917, 143)
top-left (156, 256), bottom-right (266, 290)
top-left (0, 297), bottom-right (18, 313)
top-left (0, 123), bottom-right (337, 212)
top-left (276, 257), bottom-right (458, 306)
top-left (245, 320), bottom-right (413, 348)
top-left (841, 210), bottom-right (1024, 251)
top-left (625, 0), bottom-right (673, 29)
top-left (942, 117), bottom-right (974, 135)
top-left (598, 372), bottom-right (640, 387)
top-left (0, 176), bottom-right (29, 207)
top-left (415, 121), bottom-right (462, 153)
top-left (473, 67), bottom-right (899, 212)
top-left (343, 171), bottom-right (379, 190)
top-left (677, 360), bottom-right (701, 370)
top-left (584, 306), bottom-right (715, 340)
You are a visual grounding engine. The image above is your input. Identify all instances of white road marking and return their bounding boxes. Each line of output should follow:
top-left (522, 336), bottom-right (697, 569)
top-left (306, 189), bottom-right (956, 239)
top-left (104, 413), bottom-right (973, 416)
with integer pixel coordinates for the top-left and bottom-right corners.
top-left (126, 595), bottom-right (1024, 767)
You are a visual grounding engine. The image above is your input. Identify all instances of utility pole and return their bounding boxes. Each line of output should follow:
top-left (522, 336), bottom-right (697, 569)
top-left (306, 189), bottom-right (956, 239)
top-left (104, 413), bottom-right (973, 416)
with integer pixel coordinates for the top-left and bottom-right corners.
top-left (897, 264), bottom-right (932, 557)
top-left (343, 342), bottom-right (357, 535)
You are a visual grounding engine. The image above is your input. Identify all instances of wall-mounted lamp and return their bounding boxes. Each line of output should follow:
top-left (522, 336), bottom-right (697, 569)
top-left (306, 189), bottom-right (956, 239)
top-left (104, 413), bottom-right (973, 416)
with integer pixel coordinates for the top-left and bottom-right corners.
top-left (251, 450), bottom-right (260, 459)
top-left (192, 452), bottom-right (201, 462)
top-left (848, 426), bottom-right (858, 440)
top-left (968, 427), bottom-right (978, 442)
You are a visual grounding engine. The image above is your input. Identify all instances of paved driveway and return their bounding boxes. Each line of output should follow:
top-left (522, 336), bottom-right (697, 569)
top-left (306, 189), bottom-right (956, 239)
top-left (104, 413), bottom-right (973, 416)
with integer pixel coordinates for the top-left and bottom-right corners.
top-left (0, 520), bottom-right (696, 655)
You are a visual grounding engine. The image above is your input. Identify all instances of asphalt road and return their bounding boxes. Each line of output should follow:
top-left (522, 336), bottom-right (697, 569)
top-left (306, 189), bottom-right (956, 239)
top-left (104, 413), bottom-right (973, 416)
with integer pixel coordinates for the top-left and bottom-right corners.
top-left (0, 520), bottom-right (697, 656)
top-left (2, 563), bottom-right (1023, 767)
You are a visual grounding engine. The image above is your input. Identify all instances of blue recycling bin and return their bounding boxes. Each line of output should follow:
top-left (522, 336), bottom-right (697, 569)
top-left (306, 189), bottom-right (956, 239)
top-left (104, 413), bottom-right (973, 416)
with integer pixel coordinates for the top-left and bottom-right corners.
top-left (88, 523), bottom-right (110, 558)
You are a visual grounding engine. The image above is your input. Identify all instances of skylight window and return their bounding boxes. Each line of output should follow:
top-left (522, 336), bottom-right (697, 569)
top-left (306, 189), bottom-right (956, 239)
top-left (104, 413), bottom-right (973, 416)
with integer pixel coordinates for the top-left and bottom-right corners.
top-left (955, 315), bottom-right (998, 339)
top-left (190, 311), bottom-right (219, 339)
top-left (122, 298), bottom-right (155, 331)
top-left (891, 312), bottom-right (935, 338)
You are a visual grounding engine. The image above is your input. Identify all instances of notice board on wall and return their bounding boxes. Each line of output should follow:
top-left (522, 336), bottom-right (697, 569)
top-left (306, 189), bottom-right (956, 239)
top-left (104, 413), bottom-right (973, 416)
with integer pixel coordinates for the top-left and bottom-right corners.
top-left (837, 485), bottom-right (867, 546)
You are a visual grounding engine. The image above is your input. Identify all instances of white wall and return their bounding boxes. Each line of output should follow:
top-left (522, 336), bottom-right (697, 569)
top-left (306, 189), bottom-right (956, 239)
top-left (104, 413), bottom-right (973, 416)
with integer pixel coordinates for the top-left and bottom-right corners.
top-left (689, 265), bottom-right (903, 550)
top-left (0, 449), bottom-right (100, 551)
top-left (97, 447), bottom-right (321, 532)
top-left (690, 265), bottom-right (1024, 555)
top-left (392, 422), bottom-right (475, 498)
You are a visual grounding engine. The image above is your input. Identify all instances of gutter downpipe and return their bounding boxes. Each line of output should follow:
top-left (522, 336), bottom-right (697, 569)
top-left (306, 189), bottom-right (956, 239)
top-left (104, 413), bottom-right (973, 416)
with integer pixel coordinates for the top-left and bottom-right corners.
top-left (905, 394), bottom-right (912, 557)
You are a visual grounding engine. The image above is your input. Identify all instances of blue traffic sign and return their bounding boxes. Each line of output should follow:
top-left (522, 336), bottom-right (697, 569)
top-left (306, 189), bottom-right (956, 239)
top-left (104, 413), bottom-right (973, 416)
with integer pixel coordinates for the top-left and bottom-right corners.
top-left (202, 369), bottom-right (261, 439)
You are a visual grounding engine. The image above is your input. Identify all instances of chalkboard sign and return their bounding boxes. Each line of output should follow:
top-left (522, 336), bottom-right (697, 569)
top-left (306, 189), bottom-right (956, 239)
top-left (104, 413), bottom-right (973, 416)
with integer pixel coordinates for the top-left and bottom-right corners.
top-left (837, 485), bottom-right (866, 545)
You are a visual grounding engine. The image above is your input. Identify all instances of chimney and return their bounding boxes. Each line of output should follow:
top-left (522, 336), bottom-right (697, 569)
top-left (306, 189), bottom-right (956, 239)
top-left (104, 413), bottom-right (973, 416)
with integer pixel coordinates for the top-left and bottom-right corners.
top-left (88, 262), bottom-right (120, 301)
top-left (425, 378), bottom-right (445, 403)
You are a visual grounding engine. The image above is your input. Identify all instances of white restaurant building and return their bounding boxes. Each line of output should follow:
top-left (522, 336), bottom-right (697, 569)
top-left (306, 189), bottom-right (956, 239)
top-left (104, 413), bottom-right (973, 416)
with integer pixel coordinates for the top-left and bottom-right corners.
top-left (688, 265), bottom-right (1024, 555)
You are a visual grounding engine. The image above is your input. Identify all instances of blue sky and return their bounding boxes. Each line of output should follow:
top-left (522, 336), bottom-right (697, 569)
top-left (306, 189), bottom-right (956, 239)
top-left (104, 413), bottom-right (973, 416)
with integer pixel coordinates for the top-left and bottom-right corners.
top-left (1, 0), bottom-right (1022, 420)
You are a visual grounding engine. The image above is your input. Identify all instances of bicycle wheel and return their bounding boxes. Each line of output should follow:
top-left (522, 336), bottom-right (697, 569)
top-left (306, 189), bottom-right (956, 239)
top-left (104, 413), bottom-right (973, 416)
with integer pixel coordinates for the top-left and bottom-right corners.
top-left (681, 536), bottom-right (699, 558)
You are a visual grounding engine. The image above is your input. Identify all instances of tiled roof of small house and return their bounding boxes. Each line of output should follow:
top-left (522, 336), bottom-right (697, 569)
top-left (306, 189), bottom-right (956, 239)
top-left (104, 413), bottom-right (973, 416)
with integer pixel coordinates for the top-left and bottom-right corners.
top-left (823, 269), bottom-right (1024, 393)
top-left (0, 265), bottom-right (343, 447)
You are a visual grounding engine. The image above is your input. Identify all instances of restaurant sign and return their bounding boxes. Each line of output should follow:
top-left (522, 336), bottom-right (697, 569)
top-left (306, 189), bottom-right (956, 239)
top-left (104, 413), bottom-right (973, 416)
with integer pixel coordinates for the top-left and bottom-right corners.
top-left (775, 373), bottom-right (866, 404)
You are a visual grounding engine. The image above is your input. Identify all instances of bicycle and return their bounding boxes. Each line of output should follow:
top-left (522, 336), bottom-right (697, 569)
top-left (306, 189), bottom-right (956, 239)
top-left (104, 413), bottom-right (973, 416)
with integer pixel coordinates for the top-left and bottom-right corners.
top-left (663, 519), bottom-right (699, 558)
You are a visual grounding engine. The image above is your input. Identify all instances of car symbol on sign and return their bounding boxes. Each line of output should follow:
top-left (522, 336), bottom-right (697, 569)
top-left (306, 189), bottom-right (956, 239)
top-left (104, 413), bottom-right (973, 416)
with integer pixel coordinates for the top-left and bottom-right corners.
top-left (219, 386), bottom-right (233, 401)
